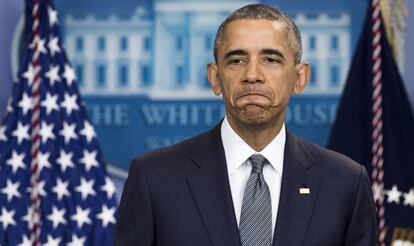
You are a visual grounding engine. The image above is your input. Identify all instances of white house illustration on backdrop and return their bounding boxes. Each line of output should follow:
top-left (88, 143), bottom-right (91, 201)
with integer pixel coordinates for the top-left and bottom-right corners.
top-left (63, 0), bottom-right (350, 99)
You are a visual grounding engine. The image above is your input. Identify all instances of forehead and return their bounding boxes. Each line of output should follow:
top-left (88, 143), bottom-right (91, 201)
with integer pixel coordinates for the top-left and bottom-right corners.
top-left (219, 19), bottom-right (293, 56)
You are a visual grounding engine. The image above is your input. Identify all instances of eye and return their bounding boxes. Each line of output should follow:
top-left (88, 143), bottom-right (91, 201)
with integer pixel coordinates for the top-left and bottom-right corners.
top-left (263, 57), bottom-right (281, 64)
top-left (228, 58), bottom-right (244, 65)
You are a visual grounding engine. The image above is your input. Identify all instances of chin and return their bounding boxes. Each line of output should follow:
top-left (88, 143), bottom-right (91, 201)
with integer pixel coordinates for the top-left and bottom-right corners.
top-left (239, 113), bottom-right (269, 126)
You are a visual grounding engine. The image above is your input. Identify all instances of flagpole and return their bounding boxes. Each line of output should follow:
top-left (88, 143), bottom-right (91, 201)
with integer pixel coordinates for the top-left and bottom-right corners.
top-left (371, 0), bottom-right (386, 245)
top-left (29, 0), bottom-right (42, 245)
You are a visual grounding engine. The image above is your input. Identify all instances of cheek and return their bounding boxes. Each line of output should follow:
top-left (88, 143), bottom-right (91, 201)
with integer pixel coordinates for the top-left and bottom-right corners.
top-left (267, 73), bottom-right (295, 102)
top-left (273, 81), bottom-right (293, 95)
top-left (220, 74), bottom-right (239, 104)
top-left (222, 85), bottom-right (238, 106)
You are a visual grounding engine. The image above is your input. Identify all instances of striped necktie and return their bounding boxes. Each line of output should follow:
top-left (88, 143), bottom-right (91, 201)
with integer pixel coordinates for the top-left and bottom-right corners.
top-left (239, 154), bottom-right (272, 246)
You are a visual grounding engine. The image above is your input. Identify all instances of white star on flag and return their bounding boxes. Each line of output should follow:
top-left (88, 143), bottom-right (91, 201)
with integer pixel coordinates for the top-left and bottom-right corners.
top-left (38, 151), bottom-right (52, 172)
top-left (63, 64), bottom-right (77, 85)
top-left (96, 205), bottom-right (116, 227)
top-left (21, 207), bottom-right (34, 230)
top-left (48, 36), bottom-right (61, 56)
top-left (45, 64), bottom-right (61, 85)
top-left (17, 235), bottom-right (32, 246)
top-left (18, 93), bottom-right (33, 115)
top-left (41, 92), bottom-right (59, 115)
top-left (75, 177), bottom-right (96, 200)
top-left (101, 176), bottom-right (116, 199)
top-left (22, 64), bottom-right (35, 85)
top-left (67, 234), bottom-right (86, 246)
top-left (386, 185), bottom-right (402, 204)
top-left (1, 179), bottom-right (21, 202)
top-left (80, 149), bottom-right (99, 172)
top-left (47, 206), bottom-right (66, 229)
top-left (40, 121), bottom-right (56, 143)
top-left (59, 122), bottom-right (78, 144)
top-left (52, 178), bottom-right (70, 201)
top-left (30, 38), bottom-right (47, 54)
top-left (44, 235), bottom-right (61, 246)
top-left (28, 180), bottom-right (47, 197)
top-left (70, 206), bottom-right (92, 228)
top-left (30, 37), bottom-right (47, 55)
top-left (0, 207), bottom-right (16, 230)
top-left (6, 150), bottom-right (26, 173)
top-left (38, 38), bottom-right (48, 54)
top-left (80, 120), bottom-right (96, 143)
top-left (12, 122), bottom-right (30, 144)
top-left (56, 150), bottom-right (75, 172)
top-left (403, 189), bottom-right (414, 207)
top-left (61, 93), bottom-right (79, 115)
top-left (47, 6), bottom-right (58, 27)
top-left (0, 125), bottom-right (7, 142)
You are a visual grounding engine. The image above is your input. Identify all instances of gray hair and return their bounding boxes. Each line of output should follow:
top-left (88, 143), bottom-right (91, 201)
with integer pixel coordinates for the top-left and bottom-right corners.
top-left (213, 4), bottom-right (302, 64)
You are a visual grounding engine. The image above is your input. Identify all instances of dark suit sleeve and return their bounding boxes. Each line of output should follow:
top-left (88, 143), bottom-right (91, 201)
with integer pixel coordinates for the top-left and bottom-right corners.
top-left (113, 158), bottom-right (155, 245)
top-left (344, 166), bottom-right (378, 246)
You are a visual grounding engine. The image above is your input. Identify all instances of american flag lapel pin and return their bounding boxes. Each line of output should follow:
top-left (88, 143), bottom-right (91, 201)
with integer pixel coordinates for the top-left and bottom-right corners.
top-left (299, 187), bottom-right (310, 195)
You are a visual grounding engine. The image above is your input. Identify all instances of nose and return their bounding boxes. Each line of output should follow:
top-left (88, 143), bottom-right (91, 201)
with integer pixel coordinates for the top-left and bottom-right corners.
top-left (242, 60), bottom-right (264, 84)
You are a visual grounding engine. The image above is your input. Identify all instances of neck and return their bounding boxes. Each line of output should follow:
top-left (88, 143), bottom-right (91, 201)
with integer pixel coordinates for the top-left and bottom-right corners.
top-left (226, 115), bottom-right (284, 152)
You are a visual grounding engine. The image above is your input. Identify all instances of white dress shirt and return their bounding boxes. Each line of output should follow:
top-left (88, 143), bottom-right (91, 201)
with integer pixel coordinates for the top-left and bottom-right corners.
top-left (221, 117), bottom-right (285, 236)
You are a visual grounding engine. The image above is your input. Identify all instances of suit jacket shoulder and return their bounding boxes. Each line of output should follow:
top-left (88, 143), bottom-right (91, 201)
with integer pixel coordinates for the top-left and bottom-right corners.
top-left (129, 126), bottom-right (217, 179)
top-left (293, 133), bottom-right (365, 178)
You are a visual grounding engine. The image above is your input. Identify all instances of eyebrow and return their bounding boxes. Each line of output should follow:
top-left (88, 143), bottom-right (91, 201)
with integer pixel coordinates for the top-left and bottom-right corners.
top-left (223, 48), bottom-right (286, 60)
top-left (261, 48), bottom-right (285, 60)
top-left (223, 49), bottom-right (248, 60)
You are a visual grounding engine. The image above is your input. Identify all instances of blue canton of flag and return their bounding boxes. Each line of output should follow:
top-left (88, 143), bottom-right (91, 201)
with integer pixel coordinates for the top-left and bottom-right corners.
top-left (0, 0), bottom-right (117, 245)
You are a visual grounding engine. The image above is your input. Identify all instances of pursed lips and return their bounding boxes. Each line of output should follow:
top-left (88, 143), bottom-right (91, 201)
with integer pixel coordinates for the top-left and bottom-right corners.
top-left (237, 91), bottom-right (269, 100)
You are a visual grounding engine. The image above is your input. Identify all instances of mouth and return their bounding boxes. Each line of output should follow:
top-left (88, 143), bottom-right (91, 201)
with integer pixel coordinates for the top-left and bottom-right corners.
top-left (237, 91), bottom-right (269, 100)
top-left (235, 90), bottom-right (271, 109)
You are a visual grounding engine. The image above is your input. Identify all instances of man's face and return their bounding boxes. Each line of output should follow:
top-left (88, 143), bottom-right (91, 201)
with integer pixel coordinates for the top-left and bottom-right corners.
top-left (208, 19), bottom-right (309, 129)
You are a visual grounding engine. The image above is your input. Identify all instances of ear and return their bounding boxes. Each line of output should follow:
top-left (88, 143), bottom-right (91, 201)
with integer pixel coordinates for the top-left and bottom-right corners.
top-left (207, 62), bottom-right (222, 95)
top-left (293, 62), bottom-right (310, 95)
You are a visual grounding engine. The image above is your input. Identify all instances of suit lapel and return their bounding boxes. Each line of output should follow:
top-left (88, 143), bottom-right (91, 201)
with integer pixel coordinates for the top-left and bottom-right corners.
top-left (187, 124), bottom-right (241, 246)
top-left (273, 132), bottom-right (321, 246)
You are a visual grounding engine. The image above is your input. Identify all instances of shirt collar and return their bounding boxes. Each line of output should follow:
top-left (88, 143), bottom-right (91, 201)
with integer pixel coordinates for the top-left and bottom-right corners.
top-left (221, 117), bottom-right (286, 176)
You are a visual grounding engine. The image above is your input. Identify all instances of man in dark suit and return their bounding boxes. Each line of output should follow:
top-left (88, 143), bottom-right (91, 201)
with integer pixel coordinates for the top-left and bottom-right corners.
top-left (114, 4), bottom-right (377, 246)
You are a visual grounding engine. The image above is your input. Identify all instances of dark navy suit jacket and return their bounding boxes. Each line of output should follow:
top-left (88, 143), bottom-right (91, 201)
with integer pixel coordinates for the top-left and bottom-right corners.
top-left (114, 122), bottom-right (377, 246)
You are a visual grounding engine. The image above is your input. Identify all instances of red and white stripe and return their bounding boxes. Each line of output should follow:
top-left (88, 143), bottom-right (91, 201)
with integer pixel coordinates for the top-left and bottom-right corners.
top-left (371, 0), bottom-right (386, 245)
top-left (30, 0), bottom-right (42, 245)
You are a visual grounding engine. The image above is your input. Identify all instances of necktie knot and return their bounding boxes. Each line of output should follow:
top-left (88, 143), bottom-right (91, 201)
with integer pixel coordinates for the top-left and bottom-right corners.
top-left (249, 154), bottom-right (267, 174)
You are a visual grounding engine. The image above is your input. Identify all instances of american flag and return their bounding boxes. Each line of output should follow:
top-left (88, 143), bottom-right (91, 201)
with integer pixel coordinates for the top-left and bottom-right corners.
top-left (0, 0), bottom-right (117, 245)
top-left (328, 0), bottom-right (414, 244)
